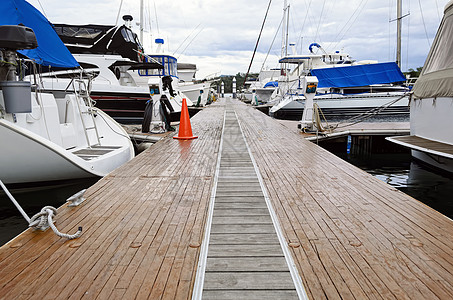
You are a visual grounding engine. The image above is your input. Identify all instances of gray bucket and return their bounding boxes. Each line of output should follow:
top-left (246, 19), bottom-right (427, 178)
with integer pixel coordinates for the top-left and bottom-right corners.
top-left (0, 81), bottom-right (32, 113)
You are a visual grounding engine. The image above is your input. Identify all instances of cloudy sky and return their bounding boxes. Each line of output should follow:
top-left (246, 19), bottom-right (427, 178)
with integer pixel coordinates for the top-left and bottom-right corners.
top-left (28, 0), bottom-right (449, 79)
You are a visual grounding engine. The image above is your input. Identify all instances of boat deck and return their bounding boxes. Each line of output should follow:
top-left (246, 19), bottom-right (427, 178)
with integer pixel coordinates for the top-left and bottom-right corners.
top-left (388, 135), bottom-right (453, 158)
top-left (1, 98), bottom-right (453, 299)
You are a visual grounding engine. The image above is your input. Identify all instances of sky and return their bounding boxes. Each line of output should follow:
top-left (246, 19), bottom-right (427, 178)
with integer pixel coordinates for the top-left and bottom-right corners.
top-left (27, 0), bottom-right (450, 79)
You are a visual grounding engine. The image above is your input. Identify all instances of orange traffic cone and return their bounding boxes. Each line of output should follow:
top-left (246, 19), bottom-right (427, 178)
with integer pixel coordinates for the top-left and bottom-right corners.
top-left (173, 98), bottom-right (198, 140)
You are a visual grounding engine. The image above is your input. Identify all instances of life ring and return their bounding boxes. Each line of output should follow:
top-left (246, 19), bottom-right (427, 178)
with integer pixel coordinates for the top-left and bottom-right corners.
top-left (309, 43), bottom-right (321, 54)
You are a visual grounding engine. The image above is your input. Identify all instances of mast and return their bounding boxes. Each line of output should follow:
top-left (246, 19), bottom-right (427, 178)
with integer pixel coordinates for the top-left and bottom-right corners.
top-left (281, 0), bottom-right (288, 76)
top-left (281, 0), bottom-right (287, 58)
top-left (396, 0), bottom-right (402, 68)
top-left (140, 0), bottom-right (144, 43)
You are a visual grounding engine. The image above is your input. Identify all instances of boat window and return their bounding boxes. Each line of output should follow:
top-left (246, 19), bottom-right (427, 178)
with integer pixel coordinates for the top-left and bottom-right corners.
top-left (423, 14), bottom-right (453, 74)
top-left (138, 56), bottom-right (163, 76)
top-left (127, 30), bottom-right (135, 43)
top-left (121, 28), bottom-right (131, 42)
top-left (54, 26), bottom-right (104, 39)
top-left (164, 57), bottom-right (170, 76)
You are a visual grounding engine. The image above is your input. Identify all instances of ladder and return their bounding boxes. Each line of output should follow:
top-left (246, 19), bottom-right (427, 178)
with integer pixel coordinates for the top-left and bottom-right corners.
top-left (73, 79), bottom-right (101, 147)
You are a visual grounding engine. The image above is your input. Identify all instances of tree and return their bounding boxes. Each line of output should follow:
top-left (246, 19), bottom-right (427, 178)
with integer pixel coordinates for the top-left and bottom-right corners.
top-left (404, 67), bottom-right (423, 78)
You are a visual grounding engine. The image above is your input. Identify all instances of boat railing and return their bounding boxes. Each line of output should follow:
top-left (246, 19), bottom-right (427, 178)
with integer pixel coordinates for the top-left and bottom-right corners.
top-left (72, 78), bottom-right (101, 147)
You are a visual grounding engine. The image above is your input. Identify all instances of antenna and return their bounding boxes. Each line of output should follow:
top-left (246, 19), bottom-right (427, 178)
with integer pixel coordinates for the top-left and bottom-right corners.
top-left (115, 0), bottom-right (124, 25)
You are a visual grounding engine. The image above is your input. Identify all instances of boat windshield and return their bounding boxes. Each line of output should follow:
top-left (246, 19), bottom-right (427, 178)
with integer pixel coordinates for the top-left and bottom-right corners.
top-left (138, 55), bottom-right (178, 78)
top-left (422, 12), bottom-right (453, 75)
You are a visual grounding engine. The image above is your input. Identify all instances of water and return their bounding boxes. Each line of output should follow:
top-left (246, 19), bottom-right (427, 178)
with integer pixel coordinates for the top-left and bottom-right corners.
top-left (0, 178), bottom-right (98, 246)
top-left (337, 152), bottom-right (453, 219)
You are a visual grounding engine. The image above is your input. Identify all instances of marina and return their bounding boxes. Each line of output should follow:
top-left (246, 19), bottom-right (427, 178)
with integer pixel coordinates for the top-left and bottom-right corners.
top-left (1, 98), bottom-right (453, 299)
top-left (1, 0), bottom-right (453, 299)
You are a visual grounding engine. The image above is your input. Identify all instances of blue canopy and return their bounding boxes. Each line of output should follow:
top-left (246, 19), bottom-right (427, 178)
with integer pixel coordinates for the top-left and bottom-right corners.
top-left (0, 0), bottom-right (79, 68)
top-left (311, 62), bottom-right (405, 88)
top-left (263, 81), bottom-right (278, 88)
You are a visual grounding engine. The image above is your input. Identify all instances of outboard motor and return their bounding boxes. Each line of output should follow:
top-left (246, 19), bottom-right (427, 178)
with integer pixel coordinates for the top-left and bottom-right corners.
top-left (0, 25), bottom-right (38, 113)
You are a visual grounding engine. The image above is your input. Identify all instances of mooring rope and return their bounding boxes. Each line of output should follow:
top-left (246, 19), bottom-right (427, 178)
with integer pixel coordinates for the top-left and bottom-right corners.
top-left (29, 206), bottom-right (82, 240)
top-left (0, 180), bottom-right (82, 240)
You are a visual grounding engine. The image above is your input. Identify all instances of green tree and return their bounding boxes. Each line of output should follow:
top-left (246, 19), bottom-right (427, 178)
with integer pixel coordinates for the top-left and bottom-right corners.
top-left (404, 67), bottom-right (423, 78)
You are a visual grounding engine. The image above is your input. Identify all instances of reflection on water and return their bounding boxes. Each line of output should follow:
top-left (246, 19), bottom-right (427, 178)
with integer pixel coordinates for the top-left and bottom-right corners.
top-left (338, 152), bottom-right (453, 219)
top-left (0, 178), bottom-right (99, 246)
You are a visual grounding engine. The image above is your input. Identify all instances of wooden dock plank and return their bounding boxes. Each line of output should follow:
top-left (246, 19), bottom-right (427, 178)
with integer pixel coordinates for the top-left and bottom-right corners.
top-left (1, 98), bottom-right (453, 299)
top-left (203, 272), bottom-right (295, 290)
top-left (234, 99), bottom-right (453, 300)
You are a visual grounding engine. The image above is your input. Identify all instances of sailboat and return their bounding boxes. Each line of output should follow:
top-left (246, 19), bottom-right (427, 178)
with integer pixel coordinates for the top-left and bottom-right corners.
top-left (387, 0), bottom-right (453, 173)
top-left (0, 0), bottom-right (134, 186)
top-left (268, 1), bottom-right (410, 121)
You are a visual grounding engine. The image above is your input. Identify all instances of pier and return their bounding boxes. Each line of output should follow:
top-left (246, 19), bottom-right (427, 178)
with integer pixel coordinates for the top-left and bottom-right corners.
top-left (1, 98), bottom-right (453, 299)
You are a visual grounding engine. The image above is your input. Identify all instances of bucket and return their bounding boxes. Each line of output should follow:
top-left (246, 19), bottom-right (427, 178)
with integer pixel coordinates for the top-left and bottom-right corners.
top-left (0, 81), bottom-right (32, 113)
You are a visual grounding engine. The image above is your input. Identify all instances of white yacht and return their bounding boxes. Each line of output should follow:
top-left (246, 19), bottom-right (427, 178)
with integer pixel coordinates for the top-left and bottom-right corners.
top-left (35, 17), bottom-right (192, 125)
top-left (269, 44), bottom-right (410, 120)
top-left (241, 68), bottom-right (280, 105)
top-left (387, 0), bottom-right (453, 173)
top-left (177, 63), bottom-right (211, 107)
top-left (0, 11), bottom-right (133, 186)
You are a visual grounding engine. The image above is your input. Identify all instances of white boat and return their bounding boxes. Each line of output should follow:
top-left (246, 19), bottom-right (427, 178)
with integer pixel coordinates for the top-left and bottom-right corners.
top-left (269, 46), bottom-right (410, 120)
top-left (387, 0), bottom-right (453, 173)
top-left (0, 5), bottom-right (134, 186)
top-left (177, 63), bottom-right (211, 107)
top-left (127, 38), bottom-right (196, 111)
top-left (241, 68), bottom-right (280, 105)
top-left (35, 17), bottom-right (192, 125)
top-left (267, 1), bottom-right (409, 120)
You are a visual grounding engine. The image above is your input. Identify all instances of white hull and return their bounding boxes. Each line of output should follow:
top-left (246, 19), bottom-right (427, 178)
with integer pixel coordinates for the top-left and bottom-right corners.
top-left (270, 92), bottom-right (409, 119)
top-left (179, 82), bottom-right (210, 106)
top-left (0, 91), bottom-right (134, 185)
top-left (255, 88), bottom-right (275, 103)
top-left (410, 97), bottom-right (453, 173)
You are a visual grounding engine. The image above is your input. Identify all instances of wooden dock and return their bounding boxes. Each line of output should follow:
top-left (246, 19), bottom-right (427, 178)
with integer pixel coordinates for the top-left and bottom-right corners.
top-left (1, 98), bottom-right (453, 299)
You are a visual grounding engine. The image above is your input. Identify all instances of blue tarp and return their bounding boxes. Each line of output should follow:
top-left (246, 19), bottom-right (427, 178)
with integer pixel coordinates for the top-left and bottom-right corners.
top-left (263, 81), bottom-right (278, 88)
top-left (0, 0), bottom-right (79, 68)
top-left (311, 62), bottom-right (405, 88)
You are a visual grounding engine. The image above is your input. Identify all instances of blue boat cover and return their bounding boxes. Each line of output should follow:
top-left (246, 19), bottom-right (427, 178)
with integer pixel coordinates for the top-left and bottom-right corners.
top-left (0, 0), bottom-right (79, 68)
top-left (311, 62), bottom-right (405, 88)
top-left (263, 81), bottom-right (278, 88)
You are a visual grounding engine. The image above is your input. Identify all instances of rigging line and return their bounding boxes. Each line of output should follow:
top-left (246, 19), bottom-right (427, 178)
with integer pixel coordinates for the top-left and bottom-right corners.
top-left (154, 1), bottom-right (160, 35)
top-left (435, 0), bottom-right (441, 20)
top-left (241, 0), bottom-right (273, 91)
top-left (146, 0), bottom-right (153, 49)
top-left (405, 8), bottom-right (411, 71)
top-left (173, 23), bottom-right (202, 55)
top-left (260, 16), bottom-right (284, 73)
top-left (36, 0), bottom-right (48, 18)
top-left (297, 0), bottom-right (313, 52)
top-left (418, 0), bottom-right (431, 47)
top-left (177, 27), bottom-right (204, 59)
top-left (115, 0), bottom-right (124, 25)
top-left (331, 0), bottom-right (367, 49)
top-left (333, 0), bottom-right (369, 50)
top-left (314, 0), bottom-right (326, 43)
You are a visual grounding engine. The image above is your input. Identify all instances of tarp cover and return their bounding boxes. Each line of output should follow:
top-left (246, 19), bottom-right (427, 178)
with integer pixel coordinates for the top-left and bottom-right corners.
top-left (0, 0), bottom-right (79, 68)
top-left (263, 81), bottom-right (278, 88)
top-left (311, 62), bottom-right (405, 88)
top-left (413, 1), bottom-right (453, 99)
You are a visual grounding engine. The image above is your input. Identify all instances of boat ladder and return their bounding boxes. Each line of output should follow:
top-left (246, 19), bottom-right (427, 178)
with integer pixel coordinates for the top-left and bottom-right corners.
top-left (73, 79), bottom-right (101, 147)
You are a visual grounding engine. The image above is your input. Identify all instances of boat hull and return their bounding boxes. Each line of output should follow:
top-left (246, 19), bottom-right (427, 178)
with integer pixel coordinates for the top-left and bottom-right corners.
top-left (270, 93), bottom-right (410, 120)
top-left (0, 93), bottom-right (134, 185)
top-left (410, 97), bottom-right (453, 173)
top-left (0, 120), bottom-right (95, 184)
